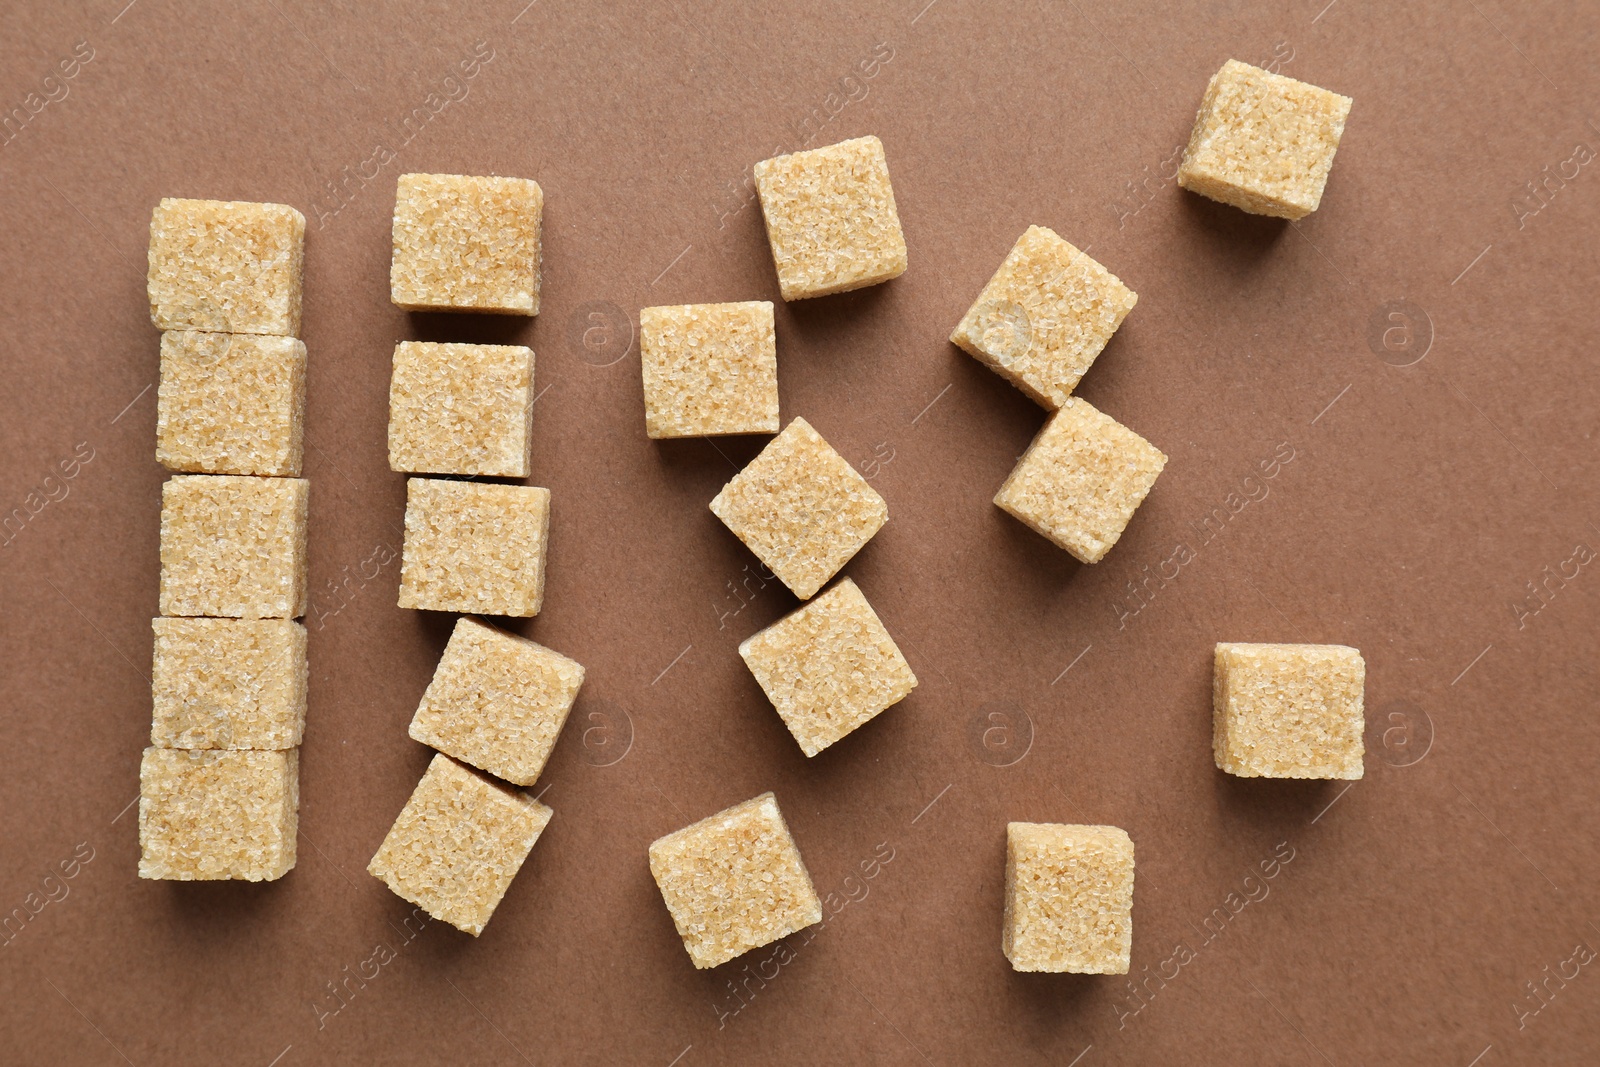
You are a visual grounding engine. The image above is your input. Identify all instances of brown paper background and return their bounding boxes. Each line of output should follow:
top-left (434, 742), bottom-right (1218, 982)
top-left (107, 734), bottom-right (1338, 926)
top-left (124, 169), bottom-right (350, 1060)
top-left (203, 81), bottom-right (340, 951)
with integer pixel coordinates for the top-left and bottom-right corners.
top-left (3, 1), bottom-right (1598, 1063)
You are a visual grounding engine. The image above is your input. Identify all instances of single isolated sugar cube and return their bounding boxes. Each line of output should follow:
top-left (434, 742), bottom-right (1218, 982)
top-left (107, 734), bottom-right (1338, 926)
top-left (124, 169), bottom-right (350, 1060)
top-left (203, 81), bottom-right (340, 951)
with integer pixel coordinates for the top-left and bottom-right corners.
top-left (156, 331), bottom-right (307, 477)
top-left (1178, 59), bottom-right (1353, 220)
top-left (398, 478), bottom-right (550, 617)
top-left (1213, 642), bottom-right (1365, 779)
top-left (1003, 822), bottom-right (1134, 974)
top-left (147, 198), bottom-right (305, 337)
top-left (710, 417), bottom-right (887, 599)
top-left (388, 341), bottom-right (535, 477)
top-left (390, 173), bottom-right (543, 315)
top-left (648, 792), bottom-right (822, 969)
top-left (950, 226), bottom-right (1138, 409)
top-left (994, 398), bottom-right (1166, 564)
top-left (640, 301), bottom-right (779, 438)
top-left (408, 616), bottom-right (585, 786)
top-left (367, 753), bottom-right (552, 936)
top-left (740, 577), bottom-right (917, 757)
top-left (159, 475), bottom-right (309, 619)
top-left (138, 747), bottom-right (299, 881)
top-left (753, 135), bottom-right (907, 301)
top-left (150, 617), bottom-right (306, 749)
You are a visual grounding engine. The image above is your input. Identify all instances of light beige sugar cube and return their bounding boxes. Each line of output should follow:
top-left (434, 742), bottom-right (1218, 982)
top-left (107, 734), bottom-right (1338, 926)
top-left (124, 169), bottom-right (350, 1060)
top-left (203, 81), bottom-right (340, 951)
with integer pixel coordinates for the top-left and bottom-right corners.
top-left (640, 301), bottom-right (779, 438)
top-left (648, 792), bottom-right (822, 969)
top-left (390, 173), bottom-right (543, 315)
top-left (388, 342), bottom-right (535, 477)
top-left (739, 578), bottom-right (916, 757)
top-left (950, 226), bottom-right (1138, 409)
top-left (156, 331), bottom-right (307, 477)
top-left (753, 135), bottom-right (907, 301)
top-left (151, 617), bottom-right (306, 749)
top-left (1178, 59), bottom-right (1353, 219)
top-left (147, 198), bottom-right (305, 337)
top-left (1213, 642), bottom-right (1365, 779)
top-left (159, 475), bottom-right (309, 619)
top-left (408, 617), bottom-right (584, 786)
top-left (138, 747), bottom-right (298, 881)
top-left (1003, 822), bottom-right (1133, 974)
top-left (994, 399), bottom-right (1166, 564)
top-left (367, 753), bottom-right (552, 936)
top-left (398, 478), bottom-right (549, 617)
top-left (710, 417), bottom-right (887, 599)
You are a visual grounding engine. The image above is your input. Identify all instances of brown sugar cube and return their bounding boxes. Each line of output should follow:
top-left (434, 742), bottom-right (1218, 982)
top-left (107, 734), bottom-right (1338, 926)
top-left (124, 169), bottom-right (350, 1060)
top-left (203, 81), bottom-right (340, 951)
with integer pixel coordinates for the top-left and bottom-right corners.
top-left (367, 753), bottom-right (552, 936)
top-left (1213, 643), bottom-right (1365, 779)
top-left (1178, 59), bottom-right (1353, 220)
top-left (709, 417), bottom-right (887, 599)
top-left (739, 578), bottom-right (916, 757)
top-left (398, 478), bottom-right (549, 617)
top-left (147, 198), bottom-right (305, 337)
top-left (408, 617), bottom-right (585, 786)
top-left (994, 398), bottom-right (1166, 564)
top-left (648, 792), bottom-right (821, 969)
top-left (150, 617), bottom-right (306, 749)
top-left (950, 226), bottom-right (1137, 409)
top-left (640, 301), bottom-right (779, 438)
top-left (390, 173), bottom-right (543, 315)
top-left (138, 747), bottom-right (298, 881)
top-left (388, 342), bottom-right (535, 477)
top-left (156, 331), bottom-right (307, 477)
top-left (159, 475), bottom-right (309, 619)
top-left (753, 135), bottom-right (907, 301)
top-left (1003, 823), bottom-right (1133, 974)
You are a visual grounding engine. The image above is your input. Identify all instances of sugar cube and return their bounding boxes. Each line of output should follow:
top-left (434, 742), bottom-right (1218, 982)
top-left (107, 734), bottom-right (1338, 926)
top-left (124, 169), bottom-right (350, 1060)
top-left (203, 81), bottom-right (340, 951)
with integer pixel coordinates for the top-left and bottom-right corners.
top-left (1213, 642), bottom-right (1365, 779)
top-left (390, 173), bottom-right (543, 315)
top-left (388, 341), bottom-right (535, 477)
top-left (159, 474), bottom-right (309, 619)
top-left (150, 617), bottom-right (306, 749)
top-left (138, 747), bottom-right (298, 881)
top-left (147, 198), bottom-right (305, 337)
top-left (398, 478), bottom-right (550, 617)
top-left (156, 331), bottom-right (306, 477)
top-left (640, 301), bottom-right (779, 438)
top-left (1003, 822), bottom-right (1133, 974)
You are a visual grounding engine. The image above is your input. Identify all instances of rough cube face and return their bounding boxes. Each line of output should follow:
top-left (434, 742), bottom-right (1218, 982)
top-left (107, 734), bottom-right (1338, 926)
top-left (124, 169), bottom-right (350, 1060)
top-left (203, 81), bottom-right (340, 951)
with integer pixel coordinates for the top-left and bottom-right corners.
top-left (388, 341), bottom-right (535, 477)
top-left (390, 173), bottom-right (543, 314)
top-left (640, 301), bottom-right (779, 438)
top-left (156, 331), bottom-right (306, 477)
top-left (709, 417), bottom-right (887, 599)
top-left (399, 478), bottom-right (550, 617)
top-left (408, 617), bottom-right (585, 786)
top-left (367, 754), bottom-right (552, 936)
top-left (950, 226), bottom-right (1138, 409)
top-left (147, 198), bottom-right (305, 336)
top-left (1178, 60), bottom-right (1353, 220)
top-left (151, 618), bottom-right (306, 749)
top-left (1213, 643), bottom-right (1365, 779)
top-left (753, 136), bottom-right (907, 301)
top-left (648, 792), bottom-right (821, 969)
top-left (739, 578), bottom-right (917, 757)
top-left (1003, 823), bottom-right (1133, 974)
top-left (159, 475), bottom-right (309, 619)
top-left (138, 747), bottom-right (298, 881)
top-left (994, 399), bottom-right (1166, 564)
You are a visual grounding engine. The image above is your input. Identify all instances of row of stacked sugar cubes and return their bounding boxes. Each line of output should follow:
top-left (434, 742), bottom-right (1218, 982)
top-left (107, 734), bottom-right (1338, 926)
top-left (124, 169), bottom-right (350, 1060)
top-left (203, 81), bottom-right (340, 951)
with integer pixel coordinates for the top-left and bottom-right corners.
top-left (139, 199), bottom-right (309, 882)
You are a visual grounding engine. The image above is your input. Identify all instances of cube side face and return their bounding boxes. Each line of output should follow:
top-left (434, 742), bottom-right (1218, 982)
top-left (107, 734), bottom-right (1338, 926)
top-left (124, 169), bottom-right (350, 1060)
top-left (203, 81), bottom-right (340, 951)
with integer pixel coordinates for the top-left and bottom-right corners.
top-left (1003, 823), bottom-right (1133, 974)
top-left (951, 227), bottom-right (1138, 409)
top-left (640, 302), bottom-right (779, 438)
top-left (709, 417), bottom-right (888, 599)
top-left (150, 617), bottom-right (307, 749)
top-left (390, 174), bottom-right (543, 315)
top-left (740, 578), bottom-right (917, 757)
top-left (388, 342), bottom-right (534, 477)
top-left (648, 793), bottom-right (822, 968)
top-left (408, 617), bottom-right (585, 786)
top-left (398, 479), bottom-right (550, 617)
top-left (753, 136), bottom-right (907, 301)
top-left (138, 748), bottom-right (299, 880)
top-left (994, 400), bottom-right (1166, 563)
top-left (156, 332), bottom-right (307, 476)
top-left (158, 475), bottom-right (310, 619)
top-left (147, 199), bottom-right (305, 337)
top-left (1213, 643), bottom-right (1365, 779)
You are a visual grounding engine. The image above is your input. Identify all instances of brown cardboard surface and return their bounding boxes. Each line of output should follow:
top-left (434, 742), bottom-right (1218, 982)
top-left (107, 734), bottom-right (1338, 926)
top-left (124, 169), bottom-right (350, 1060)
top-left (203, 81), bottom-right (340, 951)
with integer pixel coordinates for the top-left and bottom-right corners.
top-left (2, 1), bottom-right (1598, 1063)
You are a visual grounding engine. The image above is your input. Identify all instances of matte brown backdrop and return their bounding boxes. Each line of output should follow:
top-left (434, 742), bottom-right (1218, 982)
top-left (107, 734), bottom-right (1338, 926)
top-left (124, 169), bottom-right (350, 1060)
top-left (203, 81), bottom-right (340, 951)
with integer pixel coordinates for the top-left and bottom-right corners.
top-left (3, 1), bottom-right (1598, 1063)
